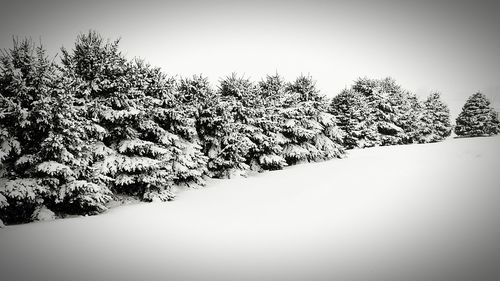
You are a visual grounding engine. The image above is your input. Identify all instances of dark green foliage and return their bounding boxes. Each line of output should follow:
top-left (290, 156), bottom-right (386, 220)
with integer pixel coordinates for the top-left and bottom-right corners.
top-left (455, 92), bottom-right (499, 137)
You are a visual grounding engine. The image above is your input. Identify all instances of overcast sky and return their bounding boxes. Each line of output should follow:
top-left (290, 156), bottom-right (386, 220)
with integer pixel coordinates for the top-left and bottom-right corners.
top-left (1, 0), bottom-right (499, 116)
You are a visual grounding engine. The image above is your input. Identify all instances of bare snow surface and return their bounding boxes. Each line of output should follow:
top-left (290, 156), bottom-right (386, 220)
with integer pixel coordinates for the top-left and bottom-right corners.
top-left (1, 136), bottom-right (500, 281)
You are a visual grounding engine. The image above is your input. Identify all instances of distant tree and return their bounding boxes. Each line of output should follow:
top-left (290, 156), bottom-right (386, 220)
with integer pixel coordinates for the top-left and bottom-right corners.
top-left (417, 92), bottom-right (452, 143)
top-left (455, 92), bottom-right (499, 137)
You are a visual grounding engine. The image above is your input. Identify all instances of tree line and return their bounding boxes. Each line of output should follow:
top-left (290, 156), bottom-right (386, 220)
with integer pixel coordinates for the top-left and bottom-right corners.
top-left (1, 31), bottom-right (498, 225)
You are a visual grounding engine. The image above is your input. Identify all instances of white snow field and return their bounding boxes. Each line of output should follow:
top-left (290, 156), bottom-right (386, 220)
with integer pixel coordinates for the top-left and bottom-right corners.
top-left (1, 136), bottom-right (500, 281)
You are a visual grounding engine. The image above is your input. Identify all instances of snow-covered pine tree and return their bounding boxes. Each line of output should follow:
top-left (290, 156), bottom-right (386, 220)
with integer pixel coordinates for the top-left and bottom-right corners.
top-left (455, 92), bottom-right (499, 137)
top-left (395, 92), bottom-right (423, 144)
top-left (0, 39), bottom-right (110, 223)
top-left (256, 74), bottom-right (293, 168)
top-left (417, 92), bottom-right (452, 143)
top-left (181, 75), bottom-right (254, 178)
top-left (61, 31), bottom-right (180, 202)
top-left (219, 74), bottom-right (259, 171)
top-left (131, 60), bottom-right (207, 187)
top-left (0, 39), bottom-right (58, 223)
top-left (279, 75), bottom-right (345, 164)
top-left (220, 73), bottom-right (287, 172)
top-left (329, 89), bottom-right (379, 148)
top-left (258, 73), bottom-right (288, 106)
top-left (351, 77), bottom-right (379, 97)
top-left (351, 77), bottom-right (422, 145)
top-left (285, 74), bottom-right (322, 103)
top-left (38, 73), bottom-right (112, 215)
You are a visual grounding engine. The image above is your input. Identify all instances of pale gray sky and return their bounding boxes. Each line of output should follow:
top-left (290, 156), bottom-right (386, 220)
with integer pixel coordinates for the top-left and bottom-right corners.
top-left (1, 0), bottom-right (499, 116)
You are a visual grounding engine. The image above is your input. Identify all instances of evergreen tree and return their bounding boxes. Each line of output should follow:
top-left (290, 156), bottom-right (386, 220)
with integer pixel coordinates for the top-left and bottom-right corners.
top-left (351, 77), bottom-right (422, 145)
top-left (285, 74), bottom-right (321, 102)
top-left (455, 92), bottom-right (499, 137)
top-left (0, 39), bottom-right (111, 224)
top-left (258, 73), bottom-right (288, 106)
top-left (62, 31), bottom-right (157, 200)
top-left (280, 75), bottom-right (345, 164)
top-left (329, 89), bottom-right (379, 148)
top-left (38, 73), bottom-right (112, 215)
top-left (222, 73), bottom-right (287, 172)
top-left (417, 92), bottom-right (452, 143)
top-left (61, 31), bottom-right (202, 201)
top-left (182, 75), bottom-right (255, 178)
top-left (0, 39), bottom-right (60, 223)
top-left (252, 74), bottom-right (290, 170)
top-left (392, 91), bottom-right (423, 144)
top-left (132, 60), bottom-right (207, 187)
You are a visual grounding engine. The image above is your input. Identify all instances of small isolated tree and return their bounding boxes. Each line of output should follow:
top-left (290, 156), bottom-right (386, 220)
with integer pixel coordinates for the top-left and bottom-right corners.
top-left (455, 92), bottom-right (499, 137)
top-left (418, 92), bottom-right (452, 143)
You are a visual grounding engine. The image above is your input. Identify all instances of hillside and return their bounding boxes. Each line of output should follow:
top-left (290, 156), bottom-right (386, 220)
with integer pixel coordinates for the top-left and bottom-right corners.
top-left (1, 136), bottom-right (500, 281)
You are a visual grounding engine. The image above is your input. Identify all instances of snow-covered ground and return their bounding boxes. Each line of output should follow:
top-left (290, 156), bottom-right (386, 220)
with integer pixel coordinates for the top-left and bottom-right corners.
top-left (1, 136), bottom-right (500, 281)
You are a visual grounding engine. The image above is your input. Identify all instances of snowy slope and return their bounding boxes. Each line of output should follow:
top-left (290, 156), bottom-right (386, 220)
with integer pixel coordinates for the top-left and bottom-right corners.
top-left (1, 136), bottom-right (500, 281)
